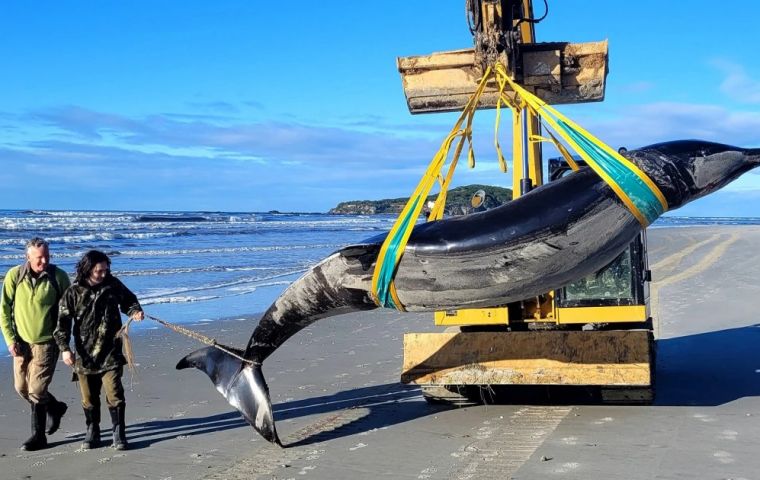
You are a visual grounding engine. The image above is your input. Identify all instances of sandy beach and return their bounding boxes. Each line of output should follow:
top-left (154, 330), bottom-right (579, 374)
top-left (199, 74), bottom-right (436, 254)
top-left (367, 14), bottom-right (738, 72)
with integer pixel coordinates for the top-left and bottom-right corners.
top-left (2, 225), bottom-right (760, 479)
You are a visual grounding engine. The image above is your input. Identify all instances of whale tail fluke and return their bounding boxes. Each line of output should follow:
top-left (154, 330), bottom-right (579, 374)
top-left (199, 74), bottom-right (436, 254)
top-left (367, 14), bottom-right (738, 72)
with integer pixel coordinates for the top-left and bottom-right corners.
top-left (176, 346), bottom-right (282, 446)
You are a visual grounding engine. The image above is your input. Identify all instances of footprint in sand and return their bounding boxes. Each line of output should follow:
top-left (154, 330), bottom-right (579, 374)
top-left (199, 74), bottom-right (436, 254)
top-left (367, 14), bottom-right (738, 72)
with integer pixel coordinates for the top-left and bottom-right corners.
top-left (713, 450), bottom-right (734, 464)
top-left (418, 466), bottom-right (438, 479)
top-left (304, 449), bottom-right (325, 461)
top-left (693, 413), bottom-right (717, 423)
top-left (553, 462), bottom-right (580, 473)
top-left (592, 417), bottom-right (614, 425)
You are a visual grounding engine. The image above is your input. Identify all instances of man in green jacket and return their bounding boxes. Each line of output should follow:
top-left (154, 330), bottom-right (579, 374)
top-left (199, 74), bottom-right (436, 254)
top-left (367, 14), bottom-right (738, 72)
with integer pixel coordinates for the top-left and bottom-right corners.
top-left (1, 237), bottom-right (71, 451)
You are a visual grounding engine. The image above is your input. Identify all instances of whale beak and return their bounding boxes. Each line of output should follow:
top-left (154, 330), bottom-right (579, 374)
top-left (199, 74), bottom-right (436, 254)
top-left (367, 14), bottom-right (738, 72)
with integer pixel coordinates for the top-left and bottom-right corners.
top-left (177, 347), bottom-right (282, 446)
top-left (749, 148), bottom-right (760, 164)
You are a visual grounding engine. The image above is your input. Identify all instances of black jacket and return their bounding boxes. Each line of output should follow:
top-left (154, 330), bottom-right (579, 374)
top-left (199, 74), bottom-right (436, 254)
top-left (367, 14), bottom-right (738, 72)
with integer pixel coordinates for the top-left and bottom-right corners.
top-left (54, 275), bottom-right (142, 374)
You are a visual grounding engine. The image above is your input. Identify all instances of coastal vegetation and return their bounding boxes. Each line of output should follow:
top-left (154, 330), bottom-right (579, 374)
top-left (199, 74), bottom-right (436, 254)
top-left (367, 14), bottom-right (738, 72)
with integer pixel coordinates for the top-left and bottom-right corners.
top-left (329, 184), bottom-right (512, 215)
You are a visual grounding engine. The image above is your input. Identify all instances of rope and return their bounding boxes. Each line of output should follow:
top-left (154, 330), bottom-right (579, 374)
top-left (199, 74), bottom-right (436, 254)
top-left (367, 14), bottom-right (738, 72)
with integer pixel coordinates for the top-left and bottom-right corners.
top-left (116, 318), bottom-right (138, 389)
top-left (144, 314), bottom-right (254, 365)
top-left (115, 313), bottom-right (254, 375)
top-left (116, 319), bottom-right (137, 371)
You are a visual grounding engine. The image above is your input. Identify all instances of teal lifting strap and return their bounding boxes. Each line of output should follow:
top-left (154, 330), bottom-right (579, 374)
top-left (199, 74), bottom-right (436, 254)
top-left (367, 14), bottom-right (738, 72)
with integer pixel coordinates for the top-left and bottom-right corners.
top-left (558, 120), bottom-right (666, 225)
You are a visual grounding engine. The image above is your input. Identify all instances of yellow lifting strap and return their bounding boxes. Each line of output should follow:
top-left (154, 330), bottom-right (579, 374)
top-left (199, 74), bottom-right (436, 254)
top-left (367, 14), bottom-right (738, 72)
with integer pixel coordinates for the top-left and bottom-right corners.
top-left (531, 131), bottom-right (581, 172)
top-left (370, 67), bottom-right (495, 310)
top-left (371, 64), bottom-right (669, 310)
top-left (492, 64), bottom-right (668, 226)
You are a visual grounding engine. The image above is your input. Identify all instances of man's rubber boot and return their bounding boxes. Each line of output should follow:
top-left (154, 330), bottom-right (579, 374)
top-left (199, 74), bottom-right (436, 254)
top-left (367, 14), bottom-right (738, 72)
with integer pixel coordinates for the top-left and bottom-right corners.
top-left (82, 407), bottom-right (101, 450)
top-left (109, 405), bottom-right (128, 450)
top-left (21, 402), bottom-right (48, 451)
top-left (46, 394), bottom-right (68, 435)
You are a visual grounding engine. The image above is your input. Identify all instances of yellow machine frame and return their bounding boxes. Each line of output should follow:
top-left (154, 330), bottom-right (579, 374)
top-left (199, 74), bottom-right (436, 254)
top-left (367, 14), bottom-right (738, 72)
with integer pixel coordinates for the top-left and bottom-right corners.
top-left (428, 0), bottom-right (648, 330)
top-left (398, 0), bottom-right (655, 403)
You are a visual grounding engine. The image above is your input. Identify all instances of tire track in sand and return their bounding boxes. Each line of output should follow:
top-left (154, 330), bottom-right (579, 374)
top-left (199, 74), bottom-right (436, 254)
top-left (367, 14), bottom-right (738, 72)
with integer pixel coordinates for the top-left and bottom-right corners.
top-left (649, 233), bottom-right (723, 273)
top-left (444, 406), bottom-right (572, 480)
top-left (651, 232), bottom-right (739, 337)
top-left (201, 408), bottom-right (372, 479)
top-left (201, 387), bottom-right (412, 479)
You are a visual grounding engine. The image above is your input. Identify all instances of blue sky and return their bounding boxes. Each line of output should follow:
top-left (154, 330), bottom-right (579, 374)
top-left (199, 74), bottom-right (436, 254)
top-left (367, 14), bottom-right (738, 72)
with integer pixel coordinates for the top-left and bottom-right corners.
top-left (2, 1), bottom-right (759, 216)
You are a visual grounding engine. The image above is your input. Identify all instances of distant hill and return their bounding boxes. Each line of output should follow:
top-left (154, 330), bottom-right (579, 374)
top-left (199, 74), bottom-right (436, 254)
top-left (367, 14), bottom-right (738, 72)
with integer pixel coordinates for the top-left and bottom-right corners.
top-left (329, 184), bottom-right (512, 215)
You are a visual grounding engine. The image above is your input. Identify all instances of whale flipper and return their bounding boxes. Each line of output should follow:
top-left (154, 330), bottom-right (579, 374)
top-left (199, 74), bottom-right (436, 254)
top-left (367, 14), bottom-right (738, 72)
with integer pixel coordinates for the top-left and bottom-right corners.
top-left (176, 346), bottom-right (281, 446)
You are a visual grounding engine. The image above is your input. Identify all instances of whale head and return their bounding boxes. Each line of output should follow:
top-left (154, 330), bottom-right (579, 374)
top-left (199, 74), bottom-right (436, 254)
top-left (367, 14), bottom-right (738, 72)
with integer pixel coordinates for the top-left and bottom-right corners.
top-left (628, 140), bottom-right (760, 210)
top-left (177, 346), bottom-right (282, 446)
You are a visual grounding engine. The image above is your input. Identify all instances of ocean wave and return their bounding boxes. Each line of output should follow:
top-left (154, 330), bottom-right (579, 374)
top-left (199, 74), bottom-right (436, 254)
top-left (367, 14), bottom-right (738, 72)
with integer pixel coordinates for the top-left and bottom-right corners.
top-left (133, 214), bottom-right (212, 223)
top-left (115, 264), bottom-right (285, 277)
top-left (112, 244), bottom-right (340, 258)
top-left (21, 210), bottom-right (135, 217)
top-left (137, 270), bottom-right (305, 301)
top-left (139, 280), bottom-right (292, 306)
top-left (0, 217), bottom-right (139, 231)
top-left (48, 231), bottom-right (190, 243)
top-left (0, 211), bottom-right (390, 239)
top-left (140, 294), bottom-right (221, 306)
top-left (0, 238), bottom-right (27, 246)
top-left (227, 281), bottom-right (291, 294)
top-left (0, 243), bottom-right (341, 260)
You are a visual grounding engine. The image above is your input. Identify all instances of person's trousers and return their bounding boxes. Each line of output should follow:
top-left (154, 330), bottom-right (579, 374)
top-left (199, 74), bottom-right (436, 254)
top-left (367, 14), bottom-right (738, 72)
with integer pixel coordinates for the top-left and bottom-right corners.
top-left (13, 340), bottom-right (59, 404)
top-left (77, 368), bottom-right (125, 409)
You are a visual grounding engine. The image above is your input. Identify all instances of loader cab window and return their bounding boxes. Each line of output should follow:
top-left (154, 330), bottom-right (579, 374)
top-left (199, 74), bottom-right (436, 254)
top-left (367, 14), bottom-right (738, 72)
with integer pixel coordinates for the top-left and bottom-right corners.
top-left (548, 157), bottom-right (647, 307)
top-left (562, 248), bottom-right (636, 304)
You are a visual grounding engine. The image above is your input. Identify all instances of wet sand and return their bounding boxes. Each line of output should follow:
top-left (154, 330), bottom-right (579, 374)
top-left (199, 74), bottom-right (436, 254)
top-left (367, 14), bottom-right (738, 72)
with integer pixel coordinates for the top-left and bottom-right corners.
top-left (1, 225), bottom-right (759, 479)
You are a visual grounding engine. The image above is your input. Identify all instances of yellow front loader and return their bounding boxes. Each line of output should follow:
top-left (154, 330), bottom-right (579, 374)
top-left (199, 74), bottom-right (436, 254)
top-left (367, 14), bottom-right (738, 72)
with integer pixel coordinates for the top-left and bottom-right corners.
top-left (398, 0), bottom-right (655, 404)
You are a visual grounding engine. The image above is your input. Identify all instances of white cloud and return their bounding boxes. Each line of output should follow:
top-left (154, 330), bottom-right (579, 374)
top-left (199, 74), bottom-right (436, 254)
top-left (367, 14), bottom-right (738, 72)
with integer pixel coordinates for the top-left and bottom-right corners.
top-left (711, 59), bottom-right (760, 104)
top-left (7, 97), bottom-right (760, 212)
top-left (572, 101), bottom-right (760, 149)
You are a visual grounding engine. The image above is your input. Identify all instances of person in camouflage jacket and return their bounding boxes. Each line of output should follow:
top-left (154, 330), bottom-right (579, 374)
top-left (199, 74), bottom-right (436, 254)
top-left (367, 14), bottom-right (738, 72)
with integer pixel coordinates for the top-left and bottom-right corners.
top-left (54, 250), bottom-right (143, 450)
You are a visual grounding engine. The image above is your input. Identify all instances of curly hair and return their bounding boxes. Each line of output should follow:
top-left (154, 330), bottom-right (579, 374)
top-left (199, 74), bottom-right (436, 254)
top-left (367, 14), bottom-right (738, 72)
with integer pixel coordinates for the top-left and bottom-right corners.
top-left (75, 250), bottom-right (112, 285)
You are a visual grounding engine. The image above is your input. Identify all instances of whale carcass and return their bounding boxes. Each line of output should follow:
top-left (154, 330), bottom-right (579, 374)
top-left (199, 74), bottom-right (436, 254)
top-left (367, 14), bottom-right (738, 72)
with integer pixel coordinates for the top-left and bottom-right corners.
top-left (178, 140), bottom-right (760, 445)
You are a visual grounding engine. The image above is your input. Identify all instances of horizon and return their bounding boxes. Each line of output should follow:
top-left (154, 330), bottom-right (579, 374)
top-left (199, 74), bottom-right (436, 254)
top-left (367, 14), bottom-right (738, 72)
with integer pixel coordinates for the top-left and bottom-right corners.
top-left (3, 207), bottom-right (760, 220)
top-left (2, 1), bottom-right (759, 217)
